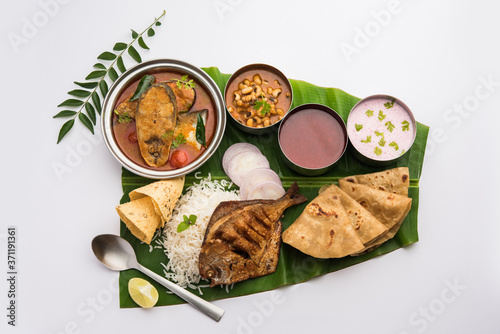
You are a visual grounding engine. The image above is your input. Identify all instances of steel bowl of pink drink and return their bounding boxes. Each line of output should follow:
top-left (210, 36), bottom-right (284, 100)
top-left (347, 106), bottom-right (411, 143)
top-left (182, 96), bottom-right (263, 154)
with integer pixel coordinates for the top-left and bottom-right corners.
top-left (347, 94), bottom-right (416, 166)
top-left (278, 104), bottom-right (348, 176)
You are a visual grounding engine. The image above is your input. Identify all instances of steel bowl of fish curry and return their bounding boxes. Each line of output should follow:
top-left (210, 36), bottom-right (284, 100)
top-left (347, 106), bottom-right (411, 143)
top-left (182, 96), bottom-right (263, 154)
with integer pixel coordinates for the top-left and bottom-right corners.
top-left (102, 60), bottom-right (225, 179)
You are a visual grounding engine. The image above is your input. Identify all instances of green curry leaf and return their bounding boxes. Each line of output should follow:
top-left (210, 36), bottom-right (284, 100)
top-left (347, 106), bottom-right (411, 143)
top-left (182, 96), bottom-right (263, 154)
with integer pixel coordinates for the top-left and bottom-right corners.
top-left (196, 113), bottom-right (206, 147)
top-left (57, 119), bottom-right (75, 144)
top-left (78, 113), bottom-right (94, 134)
top-left (129, 74), bottom-right (156, 101)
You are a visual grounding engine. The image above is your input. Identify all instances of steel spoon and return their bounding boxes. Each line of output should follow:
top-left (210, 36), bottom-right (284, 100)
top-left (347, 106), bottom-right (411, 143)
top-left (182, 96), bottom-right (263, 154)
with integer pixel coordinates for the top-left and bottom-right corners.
top-left (91, 234), bottom-right (224, 321)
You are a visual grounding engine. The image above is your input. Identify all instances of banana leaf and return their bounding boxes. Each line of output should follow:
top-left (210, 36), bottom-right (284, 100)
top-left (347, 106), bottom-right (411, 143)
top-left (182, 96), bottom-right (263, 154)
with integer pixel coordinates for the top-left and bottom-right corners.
top-left (119, 67), bottom-right (429, 307)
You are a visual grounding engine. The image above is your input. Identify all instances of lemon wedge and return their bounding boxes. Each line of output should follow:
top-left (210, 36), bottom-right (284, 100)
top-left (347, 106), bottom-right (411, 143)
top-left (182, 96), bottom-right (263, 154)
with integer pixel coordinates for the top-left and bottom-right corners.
top-left (128, 277), bottom-right (159, 308)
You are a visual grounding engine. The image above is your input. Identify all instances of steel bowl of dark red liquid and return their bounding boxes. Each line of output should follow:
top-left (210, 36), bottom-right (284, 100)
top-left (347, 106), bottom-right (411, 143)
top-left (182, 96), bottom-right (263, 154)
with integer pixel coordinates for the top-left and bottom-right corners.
top-left (277, 103), bottom-right (348, 176)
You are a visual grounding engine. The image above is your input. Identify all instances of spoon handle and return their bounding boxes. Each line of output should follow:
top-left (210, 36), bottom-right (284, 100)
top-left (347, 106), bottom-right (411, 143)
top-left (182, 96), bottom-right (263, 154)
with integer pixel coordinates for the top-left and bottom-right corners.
top-left (136, 264), bottom-right (224, 321)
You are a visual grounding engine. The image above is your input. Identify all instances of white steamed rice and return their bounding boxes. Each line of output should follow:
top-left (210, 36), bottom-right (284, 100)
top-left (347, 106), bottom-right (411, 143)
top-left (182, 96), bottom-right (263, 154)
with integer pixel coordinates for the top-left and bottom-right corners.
top-left (158, 173), bottom-right (240, 290)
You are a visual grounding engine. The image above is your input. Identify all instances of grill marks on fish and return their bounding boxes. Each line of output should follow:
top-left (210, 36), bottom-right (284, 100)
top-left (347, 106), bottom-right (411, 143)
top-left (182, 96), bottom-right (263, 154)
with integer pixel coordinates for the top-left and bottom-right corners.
top-left (136, 83), bottom-right (178, 167)
top-left (199, 183), bottom-right (307, 287)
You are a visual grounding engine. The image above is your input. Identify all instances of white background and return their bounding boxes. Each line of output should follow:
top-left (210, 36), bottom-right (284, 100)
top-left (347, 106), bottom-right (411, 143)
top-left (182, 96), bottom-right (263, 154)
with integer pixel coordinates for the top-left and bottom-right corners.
top-left (1, 0), bottom-right (499, 333)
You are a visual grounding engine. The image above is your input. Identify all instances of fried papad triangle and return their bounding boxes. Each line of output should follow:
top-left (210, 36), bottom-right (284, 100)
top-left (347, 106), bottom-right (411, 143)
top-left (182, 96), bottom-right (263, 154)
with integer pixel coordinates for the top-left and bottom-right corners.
top-left (338, 180), bottom-right (412, 255)
top-left (339, 167), bottom-right (410, 196)
top-left (116, 197), bottom-right (161, 244)
top-left (282, 185), bottom-right (365, 258)
top-left (129, 176), bottom-right (185, 227)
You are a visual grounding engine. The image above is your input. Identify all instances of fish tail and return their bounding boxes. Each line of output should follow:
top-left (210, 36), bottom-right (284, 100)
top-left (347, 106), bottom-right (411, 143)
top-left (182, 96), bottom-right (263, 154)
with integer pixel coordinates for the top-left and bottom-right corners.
top-left (283, 182), bottom-right (307, 205)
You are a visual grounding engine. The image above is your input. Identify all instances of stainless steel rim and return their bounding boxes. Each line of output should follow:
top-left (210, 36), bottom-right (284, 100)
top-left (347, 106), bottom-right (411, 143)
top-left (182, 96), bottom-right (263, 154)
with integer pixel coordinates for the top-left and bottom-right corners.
top-left (101, 59), bottom-right (226, 179)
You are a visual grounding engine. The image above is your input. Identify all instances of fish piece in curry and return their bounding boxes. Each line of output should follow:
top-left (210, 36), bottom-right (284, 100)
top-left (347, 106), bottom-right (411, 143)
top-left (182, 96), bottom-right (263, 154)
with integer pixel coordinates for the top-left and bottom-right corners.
top-left (136, 83), bottom-right (178, 167)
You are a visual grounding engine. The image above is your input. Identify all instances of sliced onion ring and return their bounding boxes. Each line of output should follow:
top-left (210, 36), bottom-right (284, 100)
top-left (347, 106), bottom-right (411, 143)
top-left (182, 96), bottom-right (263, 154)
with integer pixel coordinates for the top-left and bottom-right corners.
top-left (246, 180), bottom-right (286, 200)
top-left (222, 143), bottom-right (261, 174)
top-left (240, 167), bottom-right (282, 200)
top-left (225, 150), bottom-right (270, 186)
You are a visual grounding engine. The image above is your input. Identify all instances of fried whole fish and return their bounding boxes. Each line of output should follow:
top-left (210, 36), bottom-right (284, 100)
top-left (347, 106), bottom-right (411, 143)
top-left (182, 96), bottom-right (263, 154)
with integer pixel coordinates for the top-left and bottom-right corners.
top-left (136, 83), bottom-right (178, 167)
top-left (199, 182), bottom-right (307, 287)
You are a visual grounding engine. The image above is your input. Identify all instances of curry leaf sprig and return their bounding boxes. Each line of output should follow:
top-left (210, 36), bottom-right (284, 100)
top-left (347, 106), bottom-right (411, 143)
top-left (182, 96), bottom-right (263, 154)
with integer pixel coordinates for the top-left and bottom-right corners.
top-left (53, 10), bottom-right (166, 144)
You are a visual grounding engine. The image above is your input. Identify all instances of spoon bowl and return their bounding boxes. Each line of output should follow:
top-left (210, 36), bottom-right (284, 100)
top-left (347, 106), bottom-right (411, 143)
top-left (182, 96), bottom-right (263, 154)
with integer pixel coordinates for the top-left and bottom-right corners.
top-left (92, 234), bottom-right (138, 271)
top-left (91, 234), bottom-right (224, 321)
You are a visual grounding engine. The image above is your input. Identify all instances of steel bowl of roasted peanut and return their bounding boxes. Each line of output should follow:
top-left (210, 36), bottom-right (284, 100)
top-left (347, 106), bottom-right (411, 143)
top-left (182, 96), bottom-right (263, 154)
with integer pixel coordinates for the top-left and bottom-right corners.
top-left (224, 64), bottom-right (293, 135)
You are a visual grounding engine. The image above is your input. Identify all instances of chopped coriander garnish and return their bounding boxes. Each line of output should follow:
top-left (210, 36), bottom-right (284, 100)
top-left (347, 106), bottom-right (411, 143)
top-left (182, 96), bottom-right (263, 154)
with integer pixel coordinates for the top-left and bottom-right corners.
top-left (375, 130), bottom-right (384, 137)
top-left (374, 146), bottom-right (382, 156)
top-left (402, 120), bottom-right (410, 131)
top-left (378, 110), bottom-right (386, 121)
top-left (361, 136), bottom-right (372, 143)
top-left (385, 121), bottom-right (395, 132)
top-left (253, 99), bottom-right (271, 116)
top-left (175, 75), bottom-right (196, 90)
top-left (365, 109), bottom-right (374, 117)
top-left (378, 137), bottom-right (386, 147)
top-left (177, 214), bottom-right (197, 233)
top-left (355, 124), bottom-right (363, 131)
top-left (162, 130), bottom-right (174, 139)
top-left (384, 99), bottom-right (395, 109)
top-left (389, 141), bottom-right (399, 151)
top-left (114, 110), bottom-right (132, 123)
top-left (172, 133), bottom-right (187, 148)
